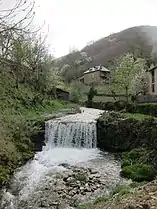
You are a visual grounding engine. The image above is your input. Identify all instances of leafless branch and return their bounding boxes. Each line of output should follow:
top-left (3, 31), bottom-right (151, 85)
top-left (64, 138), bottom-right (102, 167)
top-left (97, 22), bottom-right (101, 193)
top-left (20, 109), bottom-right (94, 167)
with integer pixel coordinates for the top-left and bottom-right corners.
top-left (0, 0), bottom-right (36, 34)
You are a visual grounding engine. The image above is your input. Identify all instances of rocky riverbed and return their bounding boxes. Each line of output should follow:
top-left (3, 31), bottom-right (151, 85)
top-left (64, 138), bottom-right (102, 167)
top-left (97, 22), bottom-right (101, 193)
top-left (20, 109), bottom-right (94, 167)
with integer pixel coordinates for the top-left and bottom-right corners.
top-left (1, 153), bottom-right (129, 209)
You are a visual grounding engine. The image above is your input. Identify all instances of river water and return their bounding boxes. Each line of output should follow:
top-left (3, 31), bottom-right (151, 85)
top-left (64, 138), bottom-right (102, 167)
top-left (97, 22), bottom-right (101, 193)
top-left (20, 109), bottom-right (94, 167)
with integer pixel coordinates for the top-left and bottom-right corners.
top-left (1, 108), bottom-right (127, 209)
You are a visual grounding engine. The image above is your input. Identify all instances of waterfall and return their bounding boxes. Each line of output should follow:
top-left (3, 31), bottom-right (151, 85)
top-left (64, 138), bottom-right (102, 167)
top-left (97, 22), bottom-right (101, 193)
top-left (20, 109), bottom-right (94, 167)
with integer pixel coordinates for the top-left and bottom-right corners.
top-left (0, 108), bottom-right (104, 209)
top-left (44, 120), bottom-right (97, 149)
top-left (43, 107), bottom-right (104, 150)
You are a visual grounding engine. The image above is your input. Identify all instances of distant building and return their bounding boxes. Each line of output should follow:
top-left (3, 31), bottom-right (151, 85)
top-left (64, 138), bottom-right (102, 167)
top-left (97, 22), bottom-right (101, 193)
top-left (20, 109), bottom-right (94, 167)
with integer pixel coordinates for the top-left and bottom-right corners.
top-left (147, 64), bottom-right (157, 95)
top-left (78, 65), bottom-right (110, 85)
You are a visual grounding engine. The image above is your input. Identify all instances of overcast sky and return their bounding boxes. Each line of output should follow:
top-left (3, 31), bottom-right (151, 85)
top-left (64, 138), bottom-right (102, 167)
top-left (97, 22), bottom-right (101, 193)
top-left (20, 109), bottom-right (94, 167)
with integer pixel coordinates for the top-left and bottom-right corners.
top-left (2, 0), bottom-right (157, 57)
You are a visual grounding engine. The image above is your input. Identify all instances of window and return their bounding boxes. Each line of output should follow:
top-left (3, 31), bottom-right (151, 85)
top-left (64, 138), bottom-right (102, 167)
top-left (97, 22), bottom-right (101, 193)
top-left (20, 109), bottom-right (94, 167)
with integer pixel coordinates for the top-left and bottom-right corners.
top-left (152, 83), bottom-right (155, 93)
top-left (152, 70), bottom-right (155, 83)
top-left (151, 70), bottom-right (155, 93)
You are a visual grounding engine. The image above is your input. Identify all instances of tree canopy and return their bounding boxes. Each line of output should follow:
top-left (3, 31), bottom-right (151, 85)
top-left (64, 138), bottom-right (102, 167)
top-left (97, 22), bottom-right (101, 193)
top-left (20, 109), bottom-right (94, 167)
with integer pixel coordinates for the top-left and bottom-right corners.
top-left (111, 53), bottom-right (147, 102)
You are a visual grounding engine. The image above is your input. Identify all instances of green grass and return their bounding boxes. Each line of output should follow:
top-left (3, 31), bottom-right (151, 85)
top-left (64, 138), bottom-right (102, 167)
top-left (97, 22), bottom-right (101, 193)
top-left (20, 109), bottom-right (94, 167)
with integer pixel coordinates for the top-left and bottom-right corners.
top-left (76, 184), bottom-right (135, 209)
top-left (93, 196), bottom-right (109, 204)
top-left (122, 113), bottom-right (155, 121)
top-left (18, 100), bottom-right (78, 121)
top-left (76, 203), bottom-right (92, 209)
top-left (76, 181), bottom-right (148, 209)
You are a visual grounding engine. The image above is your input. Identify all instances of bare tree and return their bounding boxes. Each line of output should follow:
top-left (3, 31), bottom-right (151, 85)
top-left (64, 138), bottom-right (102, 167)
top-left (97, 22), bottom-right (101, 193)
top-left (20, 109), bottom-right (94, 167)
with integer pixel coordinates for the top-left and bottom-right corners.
top-left (0, 0), bottom-right (36, 59)
top-left (0, 0), bottom-right (35, 33)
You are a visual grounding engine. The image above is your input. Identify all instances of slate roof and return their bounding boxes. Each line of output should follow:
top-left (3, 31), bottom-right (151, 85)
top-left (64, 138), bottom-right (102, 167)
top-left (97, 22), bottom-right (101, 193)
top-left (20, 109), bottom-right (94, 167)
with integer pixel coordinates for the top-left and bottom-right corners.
top-left (83, 65), bottom-right (110, 74)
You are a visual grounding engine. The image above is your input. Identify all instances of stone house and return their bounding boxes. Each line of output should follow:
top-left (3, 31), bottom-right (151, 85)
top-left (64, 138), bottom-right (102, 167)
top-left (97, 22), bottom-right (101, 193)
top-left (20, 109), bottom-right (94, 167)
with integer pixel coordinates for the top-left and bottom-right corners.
top-left (78, 65), bottom-right (110, 85)
top-left (147, 64), bottom-right (157, 95)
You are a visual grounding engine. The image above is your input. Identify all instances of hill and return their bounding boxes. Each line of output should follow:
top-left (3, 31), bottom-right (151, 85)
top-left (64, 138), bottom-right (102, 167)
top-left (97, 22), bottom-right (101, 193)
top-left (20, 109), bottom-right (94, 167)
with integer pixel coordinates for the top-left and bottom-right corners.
top-left (56, 25), bottom-right (157, 81)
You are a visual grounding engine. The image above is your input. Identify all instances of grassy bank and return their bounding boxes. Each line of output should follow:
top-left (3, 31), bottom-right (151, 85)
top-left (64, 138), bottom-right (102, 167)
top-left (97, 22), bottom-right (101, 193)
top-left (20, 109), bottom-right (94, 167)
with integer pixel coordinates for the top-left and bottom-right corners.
top-left (76, 180), bottom-right (157, 209)
top-left (88, 110), bottom-right (157, 208)
top-left (0, 98), bottom-right (78, 187)
top-left (0, 71), bottom-right (79, 187)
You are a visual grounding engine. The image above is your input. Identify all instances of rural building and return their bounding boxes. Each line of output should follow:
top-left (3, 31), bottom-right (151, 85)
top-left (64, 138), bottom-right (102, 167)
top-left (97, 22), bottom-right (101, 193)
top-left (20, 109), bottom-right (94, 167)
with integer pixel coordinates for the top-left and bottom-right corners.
top-left (147, 64), bottom-right (157, 95)
top-left (78, 65), bottom-right (110, 85)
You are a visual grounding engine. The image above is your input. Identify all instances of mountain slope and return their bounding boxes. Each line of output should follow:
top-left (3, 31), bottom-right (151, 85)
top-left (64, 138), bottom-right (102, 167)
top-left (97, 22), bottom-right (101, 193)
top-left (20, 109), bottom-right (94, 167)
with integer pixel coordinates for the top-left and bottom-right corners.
top-left (56, 25), bottom-right (157, 81)
top-left (82, 25), bottom-right (157, 67)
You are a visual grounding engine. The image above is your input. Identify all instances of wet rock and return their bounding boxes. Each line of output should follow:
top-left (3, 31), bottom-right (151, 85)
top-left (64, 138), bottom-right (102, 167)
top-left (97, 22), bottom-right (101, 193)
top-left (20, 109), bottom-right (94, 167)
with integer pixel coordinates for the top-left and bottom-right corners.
top-left (40, 200), bottom-right (49, 207)
top-left (92, 174), bottom-right (101, 178)
top-left (141, 204), bottom-right (150, 209)
top-left (51, 201), bottom-right (60, 206)
top-left (84, 187), bottom-right (92, 192)
top-left (90, 170), bottom-right (98, 174)
top-left (59, 163), bottom-right (70, 168)
top-left (3, 153), bottom-right (124, 209)
top-left (124, 206), bottom-right (136, 209)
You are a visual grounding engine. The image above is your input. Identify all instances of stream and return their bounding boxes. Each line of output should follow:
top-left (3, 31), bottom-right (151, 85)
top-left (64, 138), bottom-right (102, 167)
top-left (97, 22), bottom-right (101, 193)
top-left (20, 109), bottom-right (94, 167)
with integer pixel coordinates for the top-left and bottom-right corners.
top-left (0, 108), bottom-right (128, 209)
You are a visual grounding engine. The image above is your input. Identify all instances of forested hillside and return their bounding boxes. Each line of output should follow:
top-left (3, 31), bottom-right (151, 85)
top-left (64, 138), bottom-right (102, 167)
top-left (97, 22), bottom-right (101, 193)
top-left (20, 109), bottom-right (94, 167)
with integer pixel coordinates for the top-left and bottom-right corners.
top-left (56, 25), bottom-right (157, 82)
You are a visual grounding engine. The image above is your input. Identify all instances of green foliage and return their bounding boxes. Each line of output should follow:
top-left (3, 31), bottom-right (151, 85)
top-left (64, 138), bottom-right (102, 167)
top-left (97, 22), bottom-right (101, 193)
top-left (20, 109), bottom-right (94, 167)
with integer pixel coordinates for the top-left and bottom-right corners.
top-left (0, 98), bottom-right (74, 186)
top-left (0, 166), bottom-right (10, 186)
top-left (121, 160), bottom-right (130, 168)
top-left (70, 81), bottom-right (84, 103)
top-left (122, 113), bottom-right (154, 121)
top-left (122, 148), bottom-right (148, 164)
top-left (87, 100), bottom-right (129, 112)
top-left (0, 3), bottom-right (76, 188)
top-left (121, 163), bottom-right (156, 182)
top-left (57, 51), bottom-right (92, 82)
top-left (70, 89), bottom-right (81, 103)
top-left (113, 53), bottom-right (147, 102)
top-left (97, 111), bottom-right (157, 152)
top-left (0, 67), bottom-right (74, 186)
top-left (121, 148), bottom-right (157, 182)
top-left (135, 103), bottom-right (157, 117)
top-left (87, 86), bottom-right (97, 103)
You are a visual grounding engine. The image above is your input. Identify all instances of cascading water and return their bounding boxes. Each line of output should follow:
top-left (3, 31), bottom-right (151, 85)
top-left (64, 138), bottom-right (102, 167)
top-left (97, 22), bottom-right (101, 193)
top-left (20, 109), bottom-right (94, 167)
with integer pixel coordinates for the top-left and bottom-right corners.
top-left (1, 108), bottom-right (106, 209)
top-left (44, 121), bottom-right (97, 149)
top-left (44, 107), bottom-right (103, 149)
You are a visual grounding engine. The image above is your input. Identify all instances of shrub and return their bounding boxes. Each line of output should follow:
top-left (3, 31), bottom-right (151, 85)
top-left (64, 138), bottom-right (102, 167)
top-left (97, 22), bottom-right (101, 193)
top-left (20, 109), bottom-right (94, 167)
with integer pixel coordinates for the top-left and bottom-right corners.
top-left (86, 100), bottom-right (135, 112)
top-left (70, 89), bottom-right (80, 103)
top-left (122, 148), bottom-right (149, 165)
top-left (0, 166), bottom-right (10, 186)
top-left (121, 163), bottom-right (156, 182)
top-left (97, 112), bottom-right (157, 152)
top-left (135, 103), bottom-right (157, 117)
top-left (105, 101), bottom-right (116, 111)
top-left (114, 101), bottom-right (126, 111)
top-left (121, 160), bottom-right (130, 168)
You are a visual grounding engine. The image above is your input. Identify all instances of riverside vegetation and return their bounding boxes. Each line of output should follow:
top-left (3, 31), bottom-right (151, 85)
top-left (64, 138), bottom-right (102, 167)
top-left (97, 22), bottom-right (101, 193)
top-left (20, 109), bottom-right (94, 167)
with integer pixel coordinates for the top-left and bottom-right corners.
top-left (0, 62), bottom-right (77, 187)
top-left (76, 108), bottom-right (157, 209)
top-left (0, 1), bottom-right (79, 187)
